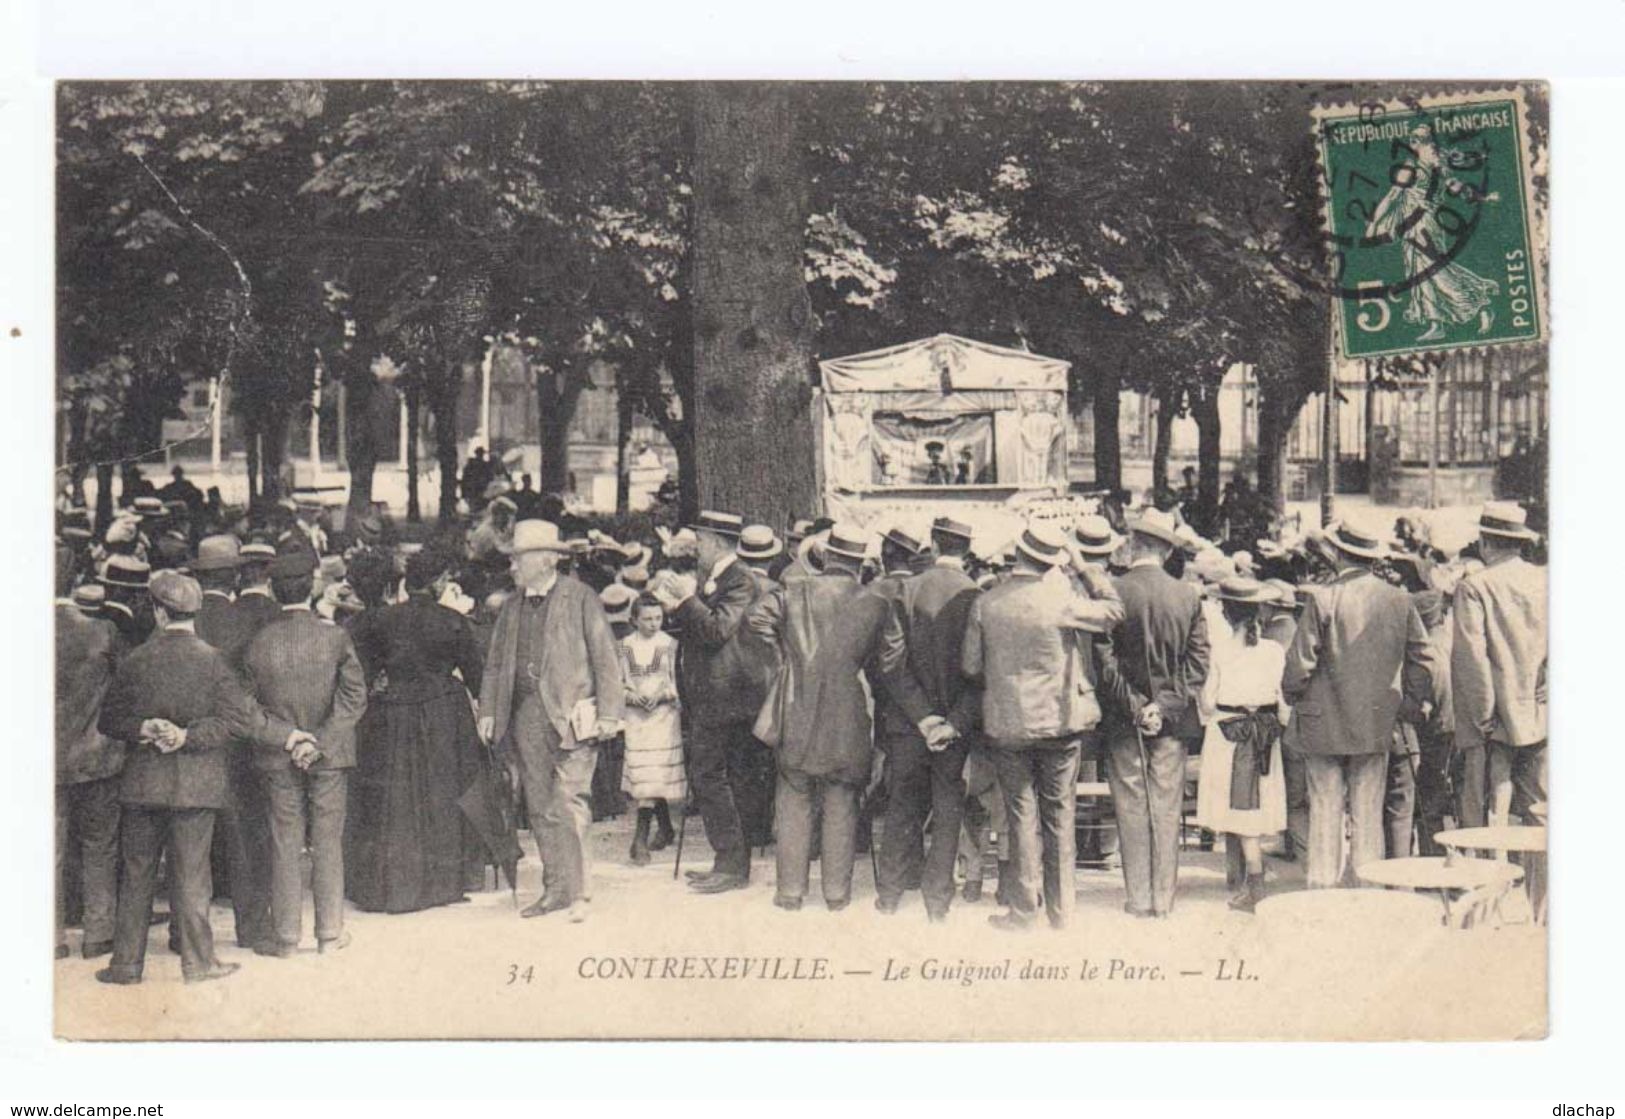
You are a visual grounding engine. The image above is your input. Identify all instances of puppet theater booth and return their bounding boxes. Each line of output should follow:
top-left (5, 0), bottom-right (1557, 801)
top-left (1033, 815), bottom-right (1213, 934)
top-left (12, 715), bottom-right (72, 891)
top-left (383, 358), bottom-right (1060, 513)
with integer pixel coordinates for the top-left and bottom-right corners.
top-left (815, 335), bottom-right (1073, 536)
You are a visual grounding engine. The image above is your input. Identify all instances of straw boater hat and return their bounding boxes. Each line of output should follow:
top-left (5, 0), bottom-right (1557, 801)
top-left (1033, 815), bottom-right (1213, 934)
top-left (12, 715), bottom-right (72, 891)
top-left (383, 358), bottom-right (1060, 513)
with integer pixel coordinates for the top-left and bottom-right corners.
top-left (100, 554), bottom-right (151, 589)
top-left (619, 565), bottom-right (651, 590)
top-left (149, 569), bottom-right (203, 615)
top-left (1128, 508), bottom-right (1183, 547)
top-left (1211, 575), bottom-right (1273, 604)
top-left (1476, 500), bottom-right (1540, 542)
top-left (693, 510), bottom-right (744, 539)
top-left (931, 515), bottom-right (974, 542)
top-left (1072, 514), bottom-right (1125, 558)
top-left (1323, 521), bottom-right (1389, 560)
top-left (881, 525), bottom-right (924, 556)
top-left (822, 522), bottom-right (869, 562)
top-left (1263, 578), bottom-right (1301, 612)
top-left (599, 583), bottom-right (638, 624)
top-left (737, 524), bottom-right (783, 561)
top-left (71, 584), bottom-right (106, 615)
top-left (510, 520), bottom-right (574, 554)
top-left (1013, 522), bottom-right (1072, 568)
top-left (239, 540), bottom-right (277, 564)
top-left (620, 541), bottom-right (653, 570)
top-left (132, 496), bottom-right (166, 519)
top-left (190, 534), bottom-right (242, 572)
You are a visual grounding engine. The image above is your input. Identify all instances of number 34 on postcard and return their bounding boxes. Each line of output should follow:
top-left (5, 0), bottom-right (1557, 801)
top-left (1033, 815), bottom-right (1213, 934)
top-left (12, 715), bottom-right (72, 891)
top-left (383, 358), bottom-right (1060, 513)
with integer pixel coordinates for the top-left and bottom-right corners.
top-left (1314, 87), bottom-right (1546, 360)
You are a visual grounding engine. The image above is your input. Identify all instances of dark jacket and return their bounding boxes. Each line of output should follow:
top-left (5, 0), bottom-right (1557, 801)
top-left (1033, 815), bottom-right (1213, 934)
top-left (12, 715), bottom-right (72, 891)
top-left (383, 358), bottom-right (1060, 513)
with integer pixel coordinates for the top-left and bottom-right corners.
top-left (748, 570), bottom-right (921, 784)
top-left (194, 591), bottom-right (255, 661)
top-left (1098, 561), bottom-right (1211, 739)
top-left (1283, 567), bottom-right (1435, 756)
top-left (350, 592), bottom-right (486, 701)
top-left (241, 608), bottom-right (369, 771)
top-left (98, 627), bottom-right (296, 809)
top-left (56, 602), bottom-right (125, 785)
top-left (871, 561), bottom-right (984, 740)
top-left (671, 557), bottom-right (776, 726)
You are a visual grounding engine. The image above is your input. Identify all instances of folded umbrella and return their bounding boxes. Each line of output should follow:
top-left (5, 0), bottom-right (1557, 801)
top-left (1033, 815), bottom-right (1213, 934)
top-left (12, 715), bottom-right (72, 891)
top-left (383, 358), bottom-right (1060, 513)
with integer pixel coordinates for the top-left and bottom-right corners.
top-left (457, 741), bottom-right (524, 906)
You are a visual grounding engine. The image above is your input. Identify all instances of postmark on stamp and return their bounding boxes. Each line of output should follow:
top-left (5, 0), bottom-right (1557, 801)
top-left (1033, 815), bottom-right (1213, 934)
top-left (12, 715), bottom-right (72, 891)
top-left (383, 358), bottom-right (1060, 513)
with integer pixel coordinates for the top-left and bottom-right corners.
top-left (1312, 87), bottom-right (1544, 360)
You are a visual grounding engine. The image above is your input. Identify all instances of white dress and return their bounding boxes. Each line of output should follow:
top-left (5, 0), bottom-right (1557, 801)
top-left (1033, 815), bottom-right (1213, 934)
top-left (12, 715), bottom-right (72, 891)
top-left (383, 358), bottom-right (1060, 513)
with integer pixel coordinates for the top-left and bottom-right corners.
top-left (1194, 635), bottom-right (1287, 837)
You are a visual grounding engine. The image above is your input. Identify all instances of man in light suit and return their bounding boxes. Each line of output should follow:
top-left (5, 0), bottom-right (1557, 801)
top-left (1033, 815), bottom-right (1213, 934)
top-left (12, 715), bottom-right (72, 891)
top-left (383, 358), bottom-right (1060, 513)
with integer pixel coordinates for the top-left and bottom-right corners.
top-left (480, 520), bottom-right (623, 922)
top-left (1097, 508), bottom-right (1210, 918)
top-left (95, 571), bottom-right (316, 985)
top-left (1452, 502), bottom-right (1547, 831)
top-left (747, 524), bottom-right (923, 911)
top-left (241, 550), bottom-right (368, 956)
top-left (1283, 522), bottom-right (1435, 889)
top-left (656, 511), bottom-right (777, 894)
top-left (963, 522), bottom-right (1124, 931)
top-left (872, 518), bottom-right (982, 921)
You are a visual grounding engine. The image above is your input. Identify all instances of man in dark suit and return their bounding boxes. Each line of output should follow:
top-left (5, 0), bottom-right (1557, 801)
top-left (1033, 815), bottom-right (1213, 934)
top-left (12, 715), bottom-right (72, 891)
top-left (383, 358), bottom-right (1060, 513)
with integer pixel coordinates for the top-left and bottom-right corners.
top-left (656, 511), bottom-right (776, 894)
top-left (56, 572), bottom-right (126, 960)
top-left (963, 522), bottom-right (1123, 931)
top-left (1284, 522), bottom-right (1434, 889)
top-left (1287, 522), bottom-right (1430, 890)
top-left (479, 520), bottom-right (624, 922)
top-left (95, 571), bottom-right (317, 985)
top-left (873, 517), bottom-right (982, 921)
top-left (1097, 508), bottom-right (1211, 919)
top-left (190, 533), bottom-right (280, 952)
top-left (241, 551), bottom-right (369, 955)
top-left (748, 524), bottom-right (922, 911)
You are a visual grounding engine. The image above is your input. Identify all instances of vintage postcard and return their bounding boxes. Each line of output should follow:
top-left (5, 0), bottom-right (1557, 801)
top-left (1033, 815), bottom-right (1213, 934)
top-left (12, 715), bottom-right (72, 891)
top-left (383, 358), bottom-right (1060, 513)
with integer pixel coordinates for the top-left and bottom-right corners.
top-left (51, 79), bottom-right (1549, 1041)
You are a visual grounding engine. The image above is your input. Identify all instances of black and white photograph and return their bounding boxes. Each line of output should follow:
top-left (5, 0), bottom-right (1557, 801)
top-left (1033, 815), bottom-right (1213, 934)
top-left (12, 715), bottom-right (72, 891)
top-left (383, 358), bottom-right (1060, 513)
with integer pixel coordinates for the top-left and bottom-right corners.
top-left (37, 75), bottom-right (1558, 1042)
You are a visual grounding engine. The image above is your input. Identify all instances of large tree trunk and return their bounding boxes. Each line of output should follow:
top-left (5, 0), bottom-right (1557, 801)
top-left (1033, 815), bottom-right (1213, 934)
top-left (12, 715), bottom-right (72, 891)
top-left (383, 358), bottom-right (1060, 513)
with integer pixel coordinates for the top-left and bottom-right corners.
top-left (1151, 386), bottom-right (1179, 496)
top-left (405, 379), bottom-right (422, 523)
top-left (245, 423), bottom-right (261, 505)
top-left (615, 374), bottom-right (634, 516)
top-left (260, 409), bottom-right (289, 501)
top-left (1091, 368), bottom-right (1122, 492)
top-left (344, 369), bottom-right (378, 515)
top-left (690, 82), bottom-right (818, 528)
top-left (1191, 384), bottom-right (1223, 535)
top-left (536, 368), bottom-right (586, 496)
top-left (93, 462), bottom-right (115, 537)
top-left (429, 365), bottom-right (462, 524)
top-left (1255, 386), bottom-right (1296, 516)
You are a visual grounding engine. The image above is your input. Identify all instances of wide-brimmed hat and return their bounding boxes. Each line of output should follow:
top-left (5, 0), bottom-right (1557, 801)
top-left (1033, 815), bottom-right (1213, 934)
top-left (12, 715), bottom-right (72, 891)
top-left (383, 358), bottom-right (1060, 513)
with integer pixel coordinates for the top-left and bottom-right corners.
top-left (100, 554), bottom-right (151, 588)
top-left (692, 510), bottom-right (744, 538)
top-left (823, 522), bottom-right (869, 561)
top-left (1324, 521), bottom-right (1389, 560)
top-left (1263, 578), bottom-right (1301, 611)
top-left (931, 515), bottom-right (974, 542)
top-left (149, 569), bottom-right (202, 615)
top-left (191, 534), bottom-right (242, 571)
top-left (1013, 522), bottom-right (1071, 567)
top-left (1476, 500), bottom-right (1539, 542)
top-left (511, 520), bottom-right (573, 554)
top-left (1128, 508), bottom-right (1182, 547)
top-left (1211, 575), bottom-right (1272, 604)
top-left (1072, 515), bottom-right (1125, 557)
top-left (738, 524), bottom-right (783, 561)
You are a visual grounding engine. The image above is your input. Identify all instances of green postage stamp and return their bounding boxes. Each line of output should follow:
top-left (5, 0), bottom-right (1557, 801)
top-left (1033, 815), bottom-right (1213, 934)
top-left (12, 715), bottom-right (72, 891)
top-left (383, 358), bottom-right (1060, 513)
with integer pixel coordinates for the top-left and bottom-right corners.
top-left (1313, 87), bottom-right (1545, 360)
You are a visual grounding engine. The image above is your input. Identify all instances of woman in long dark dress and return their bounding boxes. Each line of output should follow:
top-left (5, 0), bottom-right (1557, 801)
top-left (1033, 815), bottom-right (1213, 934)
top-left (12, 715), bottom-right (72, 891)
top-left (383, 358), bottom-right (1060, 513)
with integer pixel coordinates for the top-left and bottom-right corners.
top-left (345, 551), bottom-right (488, 913)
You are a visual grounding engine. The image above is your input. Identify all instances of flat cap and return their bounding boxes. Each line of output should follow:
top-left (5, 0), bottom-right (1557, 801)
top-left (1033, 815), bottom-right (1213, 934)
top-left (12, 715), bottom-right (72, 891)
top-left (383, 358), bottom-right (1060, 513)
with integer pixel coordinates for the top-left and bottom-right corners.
top-left (149, 569), bottom-right (203, 614)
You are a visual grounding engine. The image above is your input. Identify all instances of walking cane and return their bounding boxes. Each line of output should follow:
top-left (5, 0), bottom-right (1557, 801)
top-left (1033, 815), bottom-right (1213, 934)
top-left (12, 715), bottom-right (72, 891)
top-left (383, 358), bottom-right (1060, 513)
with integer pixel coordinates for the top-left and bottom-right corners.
top-left (672, 797), bottom-right (689, 881)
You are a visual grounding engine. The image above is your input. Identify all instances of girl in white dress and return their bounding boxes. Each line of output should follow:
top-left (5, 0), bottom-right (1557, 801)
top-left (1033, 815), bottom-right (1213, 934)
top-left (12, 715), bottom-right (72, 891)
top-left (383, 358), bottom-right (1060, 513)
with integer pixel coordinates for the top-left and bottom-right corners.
top-left (1195, 576), bottom-right (1290, 912)
top-left (619, 595), bottom-right (686, 865)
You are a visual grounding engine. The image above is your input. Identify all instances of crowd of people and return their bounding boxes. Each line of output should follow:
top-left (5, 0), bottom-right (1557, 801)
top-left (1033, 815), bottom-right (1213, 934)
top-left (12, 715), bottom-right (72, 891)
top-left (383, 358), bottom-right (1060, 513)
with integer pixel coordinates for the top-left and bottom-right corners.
top-left (53, 456), bottom-right (1549, 986)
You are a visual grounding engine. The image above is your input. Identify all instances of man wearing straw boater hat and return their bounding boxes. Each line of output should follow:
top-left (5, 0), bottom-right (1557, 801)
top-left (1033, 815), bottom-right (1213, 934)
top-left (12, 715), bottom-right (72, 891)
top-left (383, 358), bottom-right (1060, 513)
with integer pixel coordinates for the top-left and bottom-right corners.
top-left (654, 511), bottom-right (777, 892)
top-left (1096, 507), bottom-right (1210, 919)
top-left (872, 514), bottom-right (986, 920)
top-left (1282, 521), bottom-right (1435, 890)
top-left (479, 520), bottom-right (624, 922)
top-left (748, 522), bottom-right (919, 911)
top-left (1451, 501), bottom-right (1547, 837)
top-left (962, 521), bottom-right (1123, 931)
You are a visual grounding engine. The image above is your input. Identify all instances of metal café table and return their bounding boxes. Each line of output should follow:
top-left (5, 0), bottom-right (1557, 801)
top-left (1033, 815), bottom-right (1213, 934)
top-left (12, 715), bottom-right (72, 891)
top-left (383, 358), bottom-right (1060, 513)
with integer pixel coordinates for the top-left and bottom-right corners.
top-left (1435, 826), bottom-right (1548, 925)
top-left (1355, 856), bottom-right (1524, 927)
